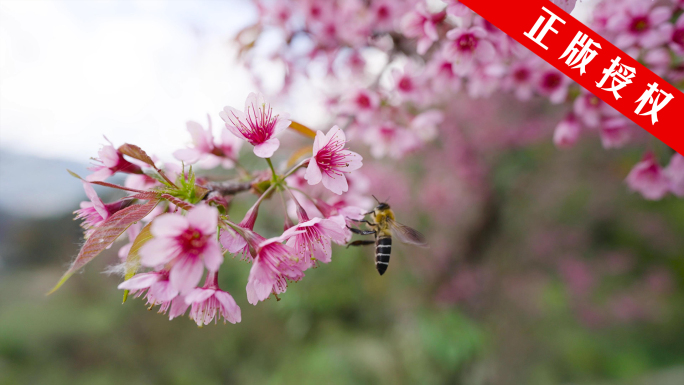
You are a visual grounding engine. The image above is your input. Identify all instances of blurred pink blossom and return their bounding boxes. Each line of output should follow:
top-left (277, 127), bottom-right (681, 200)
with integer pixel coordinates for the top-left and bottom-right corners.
top-left (625, 152), bottom-right (670, 200)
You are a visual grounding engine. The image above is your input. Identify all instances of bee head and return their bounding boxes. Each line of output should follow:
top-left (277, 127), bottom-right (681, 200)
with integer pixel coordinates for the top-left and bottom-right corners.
top-left (375, 202), bottom-right (390, 211)
top-left (372, 195), bottom-right (390, 211)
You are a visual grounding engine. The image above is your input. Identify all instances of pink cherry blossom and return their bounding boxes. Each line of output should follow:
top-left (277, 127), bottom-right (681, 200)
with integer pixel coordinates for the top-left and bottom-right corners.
top-left (536, 68), bottom-right (571, 104)
top-left (400, 3), bottom-right (446, 55)
top-left (664, 153), bottom-right (684, 197)
top-left (444, 27), bottom-right (496, 76)
top-left (669, 14), bottom-right (684, 54)
top-left (338, 89), bottom-right (380, 119)
top-left (140, 204), bottom-right (223, 294)
top-left (184, 273), bottom-right (241, 325)
top-left (391, 64), bottom-right (425, 103)
top-left (86, 142), bottom-right (142, 181)
top-left (626, 153), bottom-right (670, 200)
top-left (173, 115), bottom-right (242, 169)
top-left (305, 125), bottom-right (363, 195)
top-left (118, 270), bottom-right (179, 314)
top-left (574, 92), bottom-right (609, 128)
top-left (219, 92), bottom-right (291, 158)
top-left (74, 181), bottom-right (131, 234)
top-left (608, 3), bottom-right (673, 49)
top-left (553, 114), bottom-right (581, 148)
top-left (363, 122), bottom-right (420, 159)
top-left (424, 51), bottom-right (462, 96)
top-left (503, 56), bottom-right (539, 101)
top-left (285, 196), bottom-right (347, 268)
top-left (599, 118), bottom-right (631, 149)
top-left (410, 110), bottom-right (444, 142)
top-left (245, 227), bottom-right (306, 305)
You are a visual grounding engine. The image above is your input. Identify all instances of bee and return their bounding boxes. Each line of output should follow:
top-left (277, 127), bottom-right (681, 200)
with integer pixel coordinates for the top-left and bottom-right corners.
top-left (347, 197), bottom-right (428, 275)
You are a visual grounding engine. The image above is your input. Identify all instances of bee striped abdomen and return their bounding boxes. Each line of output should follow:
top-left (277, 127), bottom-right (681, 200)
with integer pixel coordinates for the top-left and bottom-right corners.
top-left (375, 236), bottom-right (392, 275)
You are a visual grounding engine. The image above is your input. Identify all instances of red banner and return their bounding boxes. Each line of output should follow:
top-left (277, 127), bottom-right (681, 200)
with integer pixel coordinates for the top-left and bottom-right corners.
top-left (460, 0), bottom-right (684, 155)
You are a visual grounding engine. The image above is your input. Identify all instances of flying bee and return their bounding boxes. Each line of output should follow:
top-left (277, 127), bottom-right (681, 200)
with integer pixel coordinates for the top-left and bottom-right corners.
top-left (347, 197), bottom-right (428, 275)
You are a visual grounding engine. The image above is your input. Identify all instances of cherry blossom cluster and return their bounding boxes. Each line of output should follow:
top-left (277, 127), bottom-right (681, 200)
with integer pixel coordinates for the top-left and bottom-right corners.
top-left (240, 0), bottom-right (683, 200)
top-left (57, 93), bottom-right (367, 326)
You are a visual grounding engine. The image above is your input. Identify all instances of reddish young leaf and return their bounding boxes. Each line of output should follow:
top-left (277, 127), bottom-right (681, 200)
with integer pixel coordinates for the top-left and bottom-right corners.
top-left (118, 143), bottom-right (155, 167)
top-left (118, 144), bottom-right (177, 187)
top-left (47, 198), bottom-right (160, 294)
top-left (131, 191), bottom-right (161, 200)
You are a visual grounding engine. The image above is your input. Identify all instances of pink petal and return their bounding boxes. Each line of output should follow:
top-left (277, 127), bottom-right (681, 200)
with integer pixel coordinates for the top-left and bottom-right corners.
top-left (475, 40), bottom-right (496, 62)
top-left (312, 237), bottom-right (332, 263)
top-left (318, 218), bottom-right (348, 244)
top-left (82, 182), bottom-right (108, 219)
top-left (220, 228), bottom-right (248, 254)
top-left (246, 260), bottom-right (273, 305)
top-left (423, 20), bottom-right (438, 41)
top-left (202, 241), bottom-right (224, 272)
top-left (338, 151), bottom-right (363, 172)
top-left (305, 159), bottom-right (323, 185)
top-left (168, 297), bottom-right (190, 320)
top-left (446, 28), bottom-right (464, 40)
top-left (117, 272), bottom-right (161, 290)
top-left (186, 120), bottom-right (213, 151)
top-left (170, 258), bottom-right (204, 294)
top-left (321, 172), bottom-right (348, 195)
top-left (253, 138), bottom-right (280, 158)
top-left (139, 238), bottom-right (177, 267)
top-left (173, 148), bottom-right (202, 164)
top-left (273, 113), bottom-right (291, 136)
top-left (312, 129), bottom-right (326, 154)
top-left (184, 287), bottom-right (215, 304)
top-left (151, 214), bottom-right (188, 238)
top-left (214, 291), bottom-right (241, 324)
top-left (327, 125), bottom-right (346, 144)
top-left (417, 37), bottom-right (433, 55)
top-left (85, 167), bottom-right (113, 182)
top-left (149, 280), bottom-right (178, 302)
top-left (98, 145), bottom-right (120, 168)
top-left (185, 205), bottom-right (218, 235)
top-left (649, 7), bottom-right (672, 25)
top-left (245, 92), bottom-right (264, 112)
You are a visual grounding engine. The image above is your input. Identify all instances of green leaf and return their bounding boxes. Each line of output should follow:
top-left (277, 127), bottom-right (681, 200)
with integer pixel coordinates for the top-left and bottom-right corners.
top-left (47, 198), bottom-right (160, 295)
top-left (122, 222), bottom-right (154, 303)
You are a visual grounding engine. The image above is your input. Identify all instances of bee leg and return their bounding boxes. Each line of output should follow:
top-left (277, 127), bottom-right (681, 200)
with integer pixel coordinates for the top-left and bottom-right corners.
top-left (347, 226), bottom-right (376, 236)
top-left (346, 240), bottom-right (375, 248)
top-left (347, 218), bottom-right (376, 227)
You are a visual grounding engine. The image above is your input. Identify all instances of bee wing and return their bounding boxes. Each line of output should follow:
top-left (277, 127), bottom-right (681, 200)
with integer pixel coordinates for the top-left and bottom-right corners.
top-left (388, 218), bottom-right (428, 247)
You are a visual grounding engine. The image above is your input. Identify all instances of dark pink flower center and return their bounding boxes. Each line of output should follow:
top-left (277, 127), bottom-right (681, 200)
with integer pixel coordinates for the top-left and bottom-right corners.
top-left (398, 77), bottom-right (413, 92)
top-left (542, 72), bottom-right (561, 90)
top-left (439, 61), bottom-right (455, 77)
top-left (376, 5), bottom-right (390, 20)
top-left (673, 28), bottom-right (684, 46)
top-left (379, 126), bottom-right (396, 139)
top-left (513, 68), bottom-right (530, 82)
top-left (356, 94), bottom-right (371, 108)
top-left (629, 16), bottom-right (649, 33)
top-left (177, 227), bottom-right (208, 255)
top-left (229, 102), bottom-right (278, 145)
top-left (457, 33), bottom-right (478, 52)
top-left (315, 136), bottom-right (352, 177)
